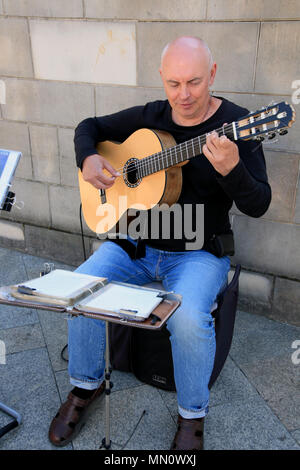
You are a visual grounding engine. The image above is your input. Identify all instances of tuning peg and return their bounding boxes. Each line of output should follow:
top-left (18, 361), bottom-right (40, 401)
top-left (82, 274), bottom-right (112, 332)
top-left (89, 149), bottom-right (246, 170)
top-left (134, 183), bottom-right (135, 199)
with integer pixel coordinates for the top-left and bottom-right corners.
top-left (254, 135), bottom-right (265, 142)
top-left (267, 132), bottom-right (276, 140)
top-left (278, 128), bottom-right (288, 136)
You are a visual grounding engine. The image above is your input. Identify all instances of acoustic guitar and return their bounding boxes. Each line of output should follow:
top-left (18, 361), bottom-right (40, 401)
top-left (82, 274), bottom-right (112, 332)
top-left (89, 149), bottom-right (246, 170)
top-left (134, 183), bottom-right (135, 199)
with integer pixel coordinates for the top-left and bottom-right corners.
top-left (78, 101), bottom-right (295, 234)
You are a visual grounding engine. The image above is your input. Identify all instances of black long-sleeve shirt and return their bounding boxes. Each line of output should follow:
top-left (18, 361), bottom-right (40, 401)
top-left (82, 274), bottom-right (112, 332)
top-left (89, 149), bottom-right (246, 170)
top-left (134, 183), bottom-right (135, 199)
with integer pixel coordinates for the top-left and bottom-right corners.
top-left (74, 98), bottom-right (271, 251)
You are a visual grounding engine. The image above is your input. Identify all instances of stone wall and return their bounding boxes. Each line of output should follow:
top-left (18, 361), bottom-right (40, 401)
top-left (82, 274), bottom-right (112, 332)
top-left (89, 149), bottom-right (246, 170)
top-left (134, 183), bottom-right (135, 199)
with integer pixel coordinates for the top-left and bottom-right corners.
top-left (0, 1), bottom-right (299, 325)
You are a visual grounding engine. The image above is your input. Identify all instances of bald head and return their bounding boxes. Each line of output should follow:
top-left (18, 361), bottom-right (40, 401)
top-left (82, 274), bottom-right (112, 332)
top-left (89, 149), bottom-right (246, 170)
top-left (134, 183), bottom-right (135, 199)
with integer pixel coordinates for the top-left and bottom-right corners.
top-left (159, 36), bottom-right (217, 126)
top-left (160, 36), bottom-right (213, 71)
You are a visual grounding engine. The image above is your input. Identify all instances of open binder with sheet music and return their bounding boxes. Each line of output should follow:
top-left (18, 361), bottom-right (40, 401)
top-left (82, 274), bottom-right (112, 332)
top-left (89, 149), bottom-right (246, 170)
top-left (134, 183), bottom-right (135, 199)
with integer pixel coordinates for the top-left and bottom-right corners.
top-left (0, 269), bottom-right (181, 328)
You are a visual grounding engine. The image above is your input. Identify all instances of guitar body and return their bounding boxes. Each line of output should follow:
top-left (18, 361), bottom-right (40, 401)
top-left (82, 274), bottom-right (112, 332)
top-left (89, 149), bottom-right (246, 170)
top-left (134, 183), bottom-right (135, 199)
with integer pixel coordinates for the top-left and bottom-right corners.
top-left (78, 128), bottom-right (184, 234)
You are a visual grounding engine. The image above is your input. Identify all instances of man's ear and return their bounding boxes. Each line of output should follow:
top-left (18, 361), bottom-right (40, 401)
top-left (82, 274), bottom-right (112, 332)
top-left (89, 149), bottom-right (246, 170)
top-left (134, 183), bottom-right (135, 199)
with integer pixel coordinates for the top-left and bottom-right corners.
top-left (209, 63), bottom-right (217, 87)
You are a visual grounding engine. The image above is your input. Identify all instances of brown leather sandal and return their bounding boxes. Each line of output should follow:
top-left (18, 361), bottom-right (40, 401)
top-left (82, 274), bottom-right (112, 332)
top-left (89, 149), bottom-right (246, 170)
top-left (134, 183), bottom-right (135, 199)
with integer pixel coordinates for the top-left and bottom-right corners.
top-left (170, 414), bottom-right (204, 450)
top-left (48, 383), bottom-right (105, 447)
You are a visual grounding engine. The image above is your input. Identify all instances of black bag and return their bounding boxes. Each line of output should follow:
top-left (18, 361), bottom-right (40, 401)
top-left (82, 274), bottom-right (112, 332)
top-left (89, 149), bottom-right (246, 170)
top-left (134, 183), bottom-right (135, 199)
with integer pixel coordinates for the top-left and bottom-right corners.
top-left (109, 264), bottom-right (241, 391)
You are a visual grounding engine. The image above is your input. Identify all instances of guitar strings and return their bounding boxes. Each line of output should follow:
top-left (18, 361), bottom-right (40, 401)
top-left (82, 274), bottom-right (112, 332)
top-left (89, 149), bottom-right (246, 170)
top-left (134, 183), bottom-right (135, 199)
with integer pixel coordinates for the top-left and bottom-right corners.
top-left (107, 104), bottom-right (287, 179)
top-left (110, 107), bottom-right (285, 179)
top-left (137, 122), bottom-right (234, 177)
top-left (111, 122), bottom-right (234, 178)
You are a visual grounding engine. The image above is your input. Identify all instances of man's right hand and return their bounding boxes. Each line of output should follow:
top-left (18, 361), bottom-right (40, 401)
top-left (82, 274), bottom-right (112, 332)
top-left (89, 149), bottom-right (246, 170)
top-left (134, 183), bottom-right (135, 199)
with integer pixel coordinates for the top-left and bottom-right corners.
top-left (81, 154), bottom-right (121, 190)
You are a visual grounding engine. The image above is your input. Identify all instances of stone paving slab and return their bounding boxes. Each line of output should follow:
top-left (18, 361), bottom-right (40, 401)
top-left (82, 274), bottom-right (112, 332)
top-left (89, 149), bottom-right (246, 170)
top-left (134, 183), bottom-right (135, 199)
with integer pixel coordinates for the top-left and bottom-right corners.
top-left (291, 429), bottom-right (300, 446)
top-left (37, 309), bottom-right (68, 373)
top-left (0, 322), bottom-right (45, 355)
top-left (0, 247), bottom-right (28, 285)
top-left (204, 398), bottom-right (299, 450)
top-left (230, 310), bottom-right (299, 364)
top-left (0, 348), bottom-right (64, 450)
top-left (0, 303), bottom-right (38, 329)
top-left (239, 356), bottom-right (300, 431)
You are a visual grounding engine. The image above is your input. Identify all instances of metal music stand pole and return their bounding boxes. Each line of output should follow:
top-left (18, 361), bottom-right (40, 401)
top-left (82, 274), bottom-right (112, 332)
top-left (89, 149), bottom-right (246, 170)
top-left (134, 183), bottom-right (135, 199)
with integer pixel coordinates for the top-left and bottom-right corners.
top-left (102, 320), bottom-right (112, 449)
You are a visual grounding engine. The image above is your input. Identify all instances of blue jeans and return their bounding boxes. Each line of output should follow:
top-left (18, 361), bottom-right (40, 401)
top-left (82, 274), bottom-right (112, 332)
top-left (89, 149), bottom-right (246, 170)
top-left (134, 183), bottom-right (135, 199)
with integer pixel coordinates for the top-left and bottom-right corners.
top-left (68, 239), bottom-right (230, 419)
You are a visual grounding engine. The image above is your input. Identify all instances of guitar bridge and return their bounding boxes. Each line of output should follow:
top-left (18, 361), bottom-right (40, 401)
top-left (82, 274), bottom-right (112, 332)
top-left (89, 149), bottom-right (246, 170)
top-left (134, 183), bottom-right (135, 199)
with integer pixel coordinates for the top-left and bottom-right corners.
top-left (99, 189), bottom-right (106, 204)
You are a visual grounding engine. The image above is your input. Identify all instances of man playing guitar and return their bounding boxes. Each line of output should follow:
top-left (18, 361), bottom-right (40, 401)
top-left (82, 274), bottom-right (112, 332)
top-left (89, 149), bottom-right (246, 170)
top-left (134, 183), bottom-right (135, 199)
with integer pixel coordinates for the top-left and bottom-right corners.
top-left (49, 36), bottom-right (271, 450)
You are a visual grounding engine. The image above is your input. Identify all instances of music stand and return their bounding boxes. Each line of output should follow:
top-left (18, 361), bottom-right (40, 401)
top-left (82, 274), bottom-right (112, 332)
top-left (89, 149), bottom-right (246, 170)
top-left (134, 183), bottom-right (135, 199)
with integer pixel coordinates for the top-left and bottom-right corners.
top-left (0, 287), bottom-right (181, 448)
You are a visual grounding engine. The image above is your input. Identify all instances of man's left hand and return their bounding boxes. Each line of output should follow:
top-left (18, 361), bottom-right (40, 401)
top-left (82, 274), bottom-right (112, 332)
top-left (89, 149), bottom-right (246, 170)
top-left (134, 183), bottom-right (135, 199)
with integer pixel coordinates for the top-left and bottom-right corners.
top-left (203, 131), bottom-right (240, 176)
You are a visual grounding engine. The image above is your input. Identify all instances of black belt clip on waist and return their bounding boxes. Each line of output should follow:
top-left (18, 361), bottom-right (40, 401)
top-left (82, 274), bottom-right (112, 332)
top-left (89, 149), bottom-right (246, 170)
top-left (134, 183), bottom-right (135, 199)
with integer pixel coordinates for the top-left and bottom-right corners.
top-left (206, 233), bottom-right (235, 257)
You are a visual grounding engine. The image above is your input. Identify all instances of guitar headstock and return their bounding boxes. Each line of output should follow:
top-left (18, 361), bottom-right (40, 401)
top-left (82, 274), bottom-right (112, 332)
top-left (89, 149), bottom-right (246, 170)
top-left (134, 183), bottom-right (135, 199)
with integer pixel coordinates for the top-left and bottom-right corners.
top-left (235, 101), bottom-right (296, 141)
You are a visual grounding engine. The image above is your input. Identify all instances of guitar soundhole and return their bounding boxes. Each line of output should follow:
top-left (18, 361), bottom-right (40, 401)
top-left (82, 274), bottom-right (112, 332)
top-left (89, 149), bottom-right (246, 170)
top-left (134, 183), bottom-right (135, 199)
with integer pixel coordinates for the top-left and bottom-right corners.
top-left (123, 158), bottom-right (141, 188)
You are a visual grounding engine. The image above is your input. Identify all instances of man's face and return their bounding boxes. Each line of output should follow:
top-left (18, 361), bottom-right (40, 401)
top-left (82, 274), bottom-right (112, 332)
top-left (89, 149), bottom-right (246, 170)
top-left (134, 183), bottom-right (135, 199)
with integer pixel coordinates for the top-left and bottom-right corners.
top-left (159, 45), bottom-right (216, 125)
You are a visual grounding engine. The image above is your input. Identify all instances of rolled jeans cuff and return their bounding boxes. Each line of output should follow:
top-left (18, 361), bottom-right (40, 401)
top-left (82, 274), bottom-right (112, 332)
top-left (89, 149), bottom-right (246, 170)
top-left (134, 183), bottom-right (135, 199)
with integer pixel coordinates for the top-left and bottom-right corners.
top-left (70, 374), bottom-right (105, 391)
top-left (178, 404), bottom-right (209, 419)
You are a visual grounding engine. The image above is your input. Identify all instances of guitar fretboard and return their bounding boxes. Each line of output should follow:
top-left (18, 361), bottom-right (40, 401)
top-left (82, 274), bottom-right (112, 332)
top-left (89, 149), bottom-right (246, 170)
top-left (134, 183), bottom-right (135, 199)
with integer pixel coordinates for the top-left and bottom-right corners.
top-left (138, 122), bottom-right (235, 178)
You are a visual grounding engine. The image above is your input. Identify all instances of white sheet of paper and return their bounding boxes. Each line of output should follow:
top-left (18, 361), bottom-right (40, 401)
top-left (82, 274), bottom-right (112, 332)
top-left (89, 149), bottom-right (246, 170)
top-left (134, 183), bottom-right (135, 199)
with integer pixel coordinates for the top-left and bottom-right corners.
top-left (19, 270), bottom-right (103, 298)
top-left (82, 283), bottom-right (162, 317)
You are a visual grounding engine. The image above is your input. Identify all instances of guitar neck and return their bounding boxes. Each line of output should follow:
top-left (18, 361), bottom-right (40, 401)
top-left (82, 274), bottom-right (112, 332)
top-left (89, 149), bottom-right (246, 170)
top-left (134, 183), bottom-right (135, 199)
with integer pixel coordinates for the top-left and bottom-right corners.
top-left (139, 122), bottom-right (236, 177)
